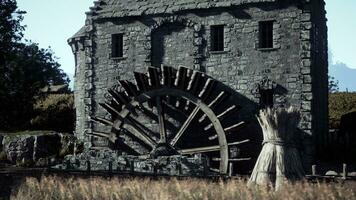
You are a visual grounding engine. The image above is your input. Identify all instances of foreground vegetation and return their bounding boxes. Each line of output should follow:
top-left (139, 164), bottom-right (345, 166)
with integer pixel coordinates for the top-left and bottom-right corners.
top-left (329, 92), bottom-right (356, 129)
top-left (12, 176), bottom-right (356, 200)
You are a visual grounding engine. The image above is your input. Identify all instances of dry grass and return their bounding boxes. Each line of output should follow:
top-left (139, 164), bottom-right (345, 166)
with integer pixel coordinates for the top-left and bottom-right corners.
top-left (11, 176), bottom-right (356, 200)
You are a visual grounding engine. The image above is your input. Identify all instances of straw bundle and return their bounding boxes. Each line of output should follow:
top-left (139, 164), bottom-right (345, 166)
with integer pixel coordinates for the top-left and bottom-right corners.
top-left (248, 107), bottom-right (305, 190)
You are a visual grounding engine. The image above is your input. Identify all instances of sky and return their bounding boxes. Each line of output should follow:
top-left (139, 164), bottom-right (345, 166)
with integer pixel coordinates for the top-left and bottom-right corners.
top-left (16, 0), bottom-right (94, 77)
top-left (325, 0), bottom-right (356, 67)
top-left (16, 0), bottom-right (356, 78)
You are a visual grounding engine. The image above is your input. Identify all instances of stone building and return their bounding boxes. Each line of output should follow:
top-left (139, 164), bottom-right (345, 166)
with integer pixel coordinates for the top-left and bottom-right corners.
top-left (69, 0), bottom-right (328, 170)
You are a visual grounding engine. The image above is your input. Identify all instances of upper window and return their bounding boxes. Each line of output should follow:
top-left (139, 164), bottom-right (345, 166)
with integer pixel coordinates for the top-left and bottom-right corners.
top-left (112, 33), bottom-right (123, 58)
top-left (210, 25), bottom-right (224, 51)
top-left (259, 21), bottom-right (274, 49)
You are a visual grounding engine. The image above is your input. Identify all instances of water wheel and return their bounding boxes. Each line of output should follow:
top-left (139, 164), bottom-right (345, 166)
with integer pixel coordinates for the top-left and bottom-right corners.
top-left (90, 66), bottom-right (252, 174)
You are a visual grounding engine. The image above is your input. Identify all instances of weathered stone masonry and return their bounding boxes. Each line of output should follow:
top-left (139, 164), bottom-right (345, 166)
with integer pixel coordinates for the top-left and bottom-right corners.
top-left (69, 0), bottom-right (328, 171)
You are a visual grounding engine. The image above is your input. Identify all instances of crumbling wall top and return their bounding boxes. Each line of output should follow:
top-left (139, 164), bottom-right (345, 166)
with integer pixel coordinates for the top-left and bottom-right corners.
top-left (90, 0), bottom-right (281, 18)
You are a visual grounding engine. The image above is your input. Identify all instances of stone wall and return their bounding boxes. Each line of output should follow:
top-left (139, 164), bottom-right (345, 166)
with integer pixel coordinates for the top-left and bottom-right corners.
top-left (69, 1), bottom-right (328, 170)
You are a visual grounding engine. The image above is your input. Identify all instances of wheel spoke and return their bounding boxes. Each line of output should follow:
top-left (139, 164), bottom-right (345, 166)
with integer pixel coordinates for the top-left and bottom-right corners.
top-left (128, 116), bottom-right (160, 139)
top-left (224, 121), bottom-right (246, 132)
top-left (170, 106), bottom-right (200, 146)
top-left (108, 110), bottom-right (158, 147)
top-left (208, 121), bottom-right (246, 140)
top-left (119, 80), bottom-right (138, 97)
top-left (91, 117), bottom-right (114, 126)
top-left (123, 123), bottom-right (157, 148)
top-left (87, 131), bottom-right (117, 143)
top-left (198, 91), bottom-right (226, 122)
top-left (139, 104), bottom-right (178, 133)
top-left (178, 139), bottom-right (250, 154)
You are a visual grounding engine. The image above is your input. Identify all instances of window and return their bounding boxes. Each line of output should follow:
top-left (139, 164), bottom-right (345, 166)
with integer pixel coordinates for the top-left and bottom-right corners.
top-left (210, 25), bottom-right (224, 51)
top-left (259, 89), bottom-right (274, 109)
top-left (259, 21), bottom-right (274, 49)
top-left (112, 33), bottom-right (123, 58)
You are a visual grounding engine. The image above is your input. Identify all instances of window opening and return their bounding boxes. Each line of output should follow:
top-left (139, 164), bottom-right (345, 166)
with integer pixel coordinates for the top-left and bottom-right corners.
top-left (211, 25), bottom-right (224, 51)
top-left (112, 33), bottom-right (123, 58)
top-left (259, 21), bottom-right (274, 48)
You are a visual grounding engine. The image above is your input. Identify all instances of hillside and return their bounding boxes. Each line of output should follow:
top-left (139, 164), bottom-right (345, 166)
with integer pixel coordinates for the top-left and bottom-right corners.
top-left (329, 62), bottom-right (356, 91)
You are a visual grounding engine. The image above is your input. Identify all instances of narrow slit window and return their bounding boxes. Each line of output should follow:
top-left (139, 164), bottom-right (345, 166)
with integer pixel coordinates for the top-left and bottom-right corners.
top-left (112, 33), bottom-right (123, 58)
top-left (211, 25), bottom-right (224, 51)
top-left (259, 21), bottom-right (274, 49)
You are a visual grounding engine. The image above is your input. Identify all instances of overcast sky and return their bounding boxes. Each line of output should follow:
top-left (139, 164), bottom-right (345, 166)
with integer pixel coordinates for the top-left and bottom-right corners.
top-left (16, 0), bottom-right (356, 77)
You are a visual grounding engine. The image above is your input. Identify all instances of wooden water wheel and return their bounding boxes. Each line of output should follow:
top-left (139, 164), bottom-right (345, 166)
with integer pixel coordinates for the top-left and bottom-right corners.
top-left (90, 66), bottom-right (252, 174)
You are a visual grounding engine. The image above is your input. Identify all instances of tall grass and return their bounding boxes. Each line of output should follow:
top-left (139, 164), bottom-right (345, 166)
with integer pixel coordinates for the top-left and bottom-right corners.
top-left (12, 176), bottom-right (356, 200)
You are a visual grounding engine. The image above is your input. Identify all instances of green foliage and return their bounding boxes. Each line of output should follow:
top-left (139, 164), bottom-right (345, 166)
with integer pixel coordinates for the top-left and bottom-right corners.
top-left (0, 151), bottom-right (7, 162)
top-left (0, 0), bottom-right (25, 54)
top-left (329, 92), bottom-right (356, 129)
top-left (31, 94), bottom-right (74, 133)
top-left (0, 0), bottom-right (70, 131)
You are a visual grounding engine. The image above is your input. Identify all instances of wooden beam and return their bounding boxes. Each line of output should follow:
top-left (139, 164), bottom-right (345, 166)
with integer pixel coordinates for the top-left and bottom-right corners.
top-left (148, 67), bottom-right (160, 88)
top-left (90, 117), bottom-right (114, 126)
top-left (108, 89), bottom-right (138, 117)
top-left (179, 139), bottom-right (250, 154)
top-left (139, 104), bottom-right (178, 133)
top-left (204, 123), bottom-right (214, 131)
top-left (217, 105), bottom-right (237, 120)
top-left (170, 106), bottom-right (200, 146)
top-left (187, 70), bottom-right (196, 91)
top-left (87, 131), bottom-right (118, 143)
top-left (99, 103), bottom-right (120, 116)
top-left (134, 72), bottom-right (149, 92)
top-left (127, 116), bottom-right (159, 139)
top-left (156, 96), bottom-right (167, 143)
top-left (224, 121), bottom-right (246, 132)
top-left (199, 78), bottom-right (215, 100)
top-left (199, 91), bottom-right (225, 123)
top-left (119, 80), bottom-right (138, 96)
top-left (184, 100), bottom-right (191, 111)
top-left (161, 65), bottom-right (176, 87)
top-left (208, 121), bottom-right (246, 140)
top-left (123, 123), bottom-right (157, 148)
top-left (209, 91), bottom-right (225, 107)
top-left (209, 168), bottom-right (220, 173)
top-left (187, 71), bottom-right (201, 91)
top-left (190, 72), bottom-right (203, 95)
top-left (175, 66), bottom-right (188, 89)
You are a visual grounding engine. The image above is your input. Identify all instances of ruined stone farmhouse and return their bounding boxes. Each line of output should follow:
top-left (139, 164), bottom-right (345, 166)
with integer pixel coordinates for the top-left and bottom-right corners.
top-left (69, 0), bottom-right (328, 170)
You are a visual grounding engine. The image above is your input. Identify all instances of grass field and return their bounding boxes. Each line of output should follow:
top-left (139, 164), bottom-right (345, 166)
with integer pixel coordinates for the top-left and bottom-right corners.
top-left (11, 176), bottom-right (356, 200)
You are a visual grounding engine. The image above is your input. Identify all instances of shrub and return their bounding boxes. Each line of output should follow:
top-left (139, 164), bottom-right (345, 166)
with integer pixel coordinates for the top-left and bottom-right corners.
top-left (329, 92), bottom-right (356, 129)
top-left (0, 151), bottom-right (7, 162)
top-left (30, 94), bottom-right (75, 133)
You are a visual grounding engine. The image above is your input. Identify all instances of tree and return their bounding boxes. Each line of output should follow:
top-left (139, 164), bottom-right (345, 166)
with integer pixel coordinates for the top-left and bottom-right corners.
top-left (0, 0), bottom-right (25, 55)
top-left (328, 75), bottom-right (339, 93)
top-left (0, 0), bottom-right (70, 131)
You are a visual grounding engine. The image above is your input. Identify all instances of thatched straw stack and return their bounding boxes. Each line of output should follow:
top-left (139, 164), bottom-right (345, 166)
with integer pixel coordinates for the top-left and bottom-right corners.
top-left (248, 107), bottom-right (305, 190)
